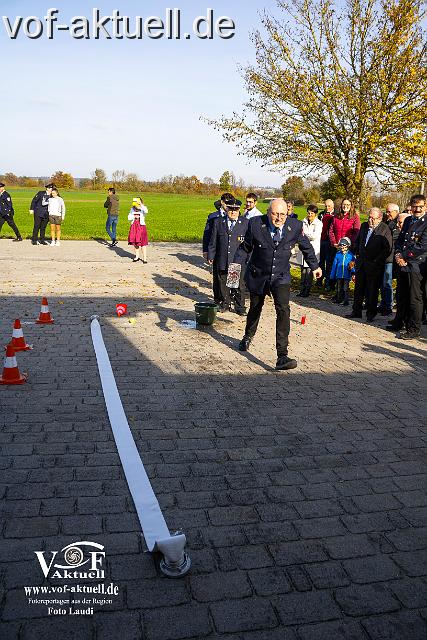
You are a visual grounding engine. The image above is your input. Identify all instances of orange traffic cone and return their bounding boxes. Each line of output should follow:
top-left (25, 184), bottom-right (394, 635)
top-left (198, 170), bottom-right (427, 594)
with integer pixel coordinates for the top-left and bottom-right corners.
top-left (36, 297), bottom-right (54, 324)
top-left (6, 319), bottom-right (32, 352)
top-left (0, 346), bottom-right (27, 385)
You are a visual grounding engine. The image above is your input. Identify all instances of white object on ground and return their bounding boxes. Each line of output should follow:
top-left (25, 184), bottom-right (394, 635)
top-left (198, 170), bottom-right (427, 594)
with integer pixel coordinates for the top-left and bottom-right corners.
top-left (90, 315), bottom-right (190, 577)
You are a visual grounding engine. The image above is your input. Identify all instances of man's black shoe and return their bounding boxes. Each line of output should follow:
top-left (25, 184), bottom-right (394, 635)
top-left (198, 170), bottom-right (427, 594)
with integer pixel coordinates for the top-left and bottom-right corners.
top-left (345, 312), bottom-right (362, 319)
top-left (110, 240), bottom-right (118, 247)
top-left (238, 336), bottom-right (251, 351)
top-left (235, 309), bottom-right (247, 316)
top-left (275, 356), bottom-right (298, 370)
top-left (366, 314), bottom-right (376, 322)
top-left (13, 237), bottom-right (23, 242)
top-left (40, 240), bottom-right (49, 245)
top-left (398, 330), bottom-right (420, 340)
top-left (31, 240), bottom-right (39, 246)
top-left (385, 325), bottom-right (401, 332)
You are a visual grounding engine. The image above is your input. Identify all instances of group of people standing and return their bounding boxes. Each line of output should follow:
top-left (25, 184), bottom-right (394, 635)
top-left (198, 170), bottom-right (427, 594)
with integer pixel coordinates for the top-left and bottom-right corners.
top-left (104, 188), bottom-right (149, 262)
top-left (203, 192), bottom-right (427, 369)
top-left (0, 182), bottom-right (66, 246)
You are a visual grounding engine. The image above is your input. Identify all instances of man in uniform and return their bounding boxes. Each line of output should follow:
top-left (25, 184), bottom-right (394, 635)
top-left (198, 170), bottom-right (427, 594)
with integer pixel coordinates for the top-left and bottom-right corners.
top-left (208, 197), bottom-right (249, 314)
top-left (202, 192), bottom-right (234, 305)
top-left (0, 183), bottom-right (22, 241)
top-left (392, 194), bottom-right (427, 340)
top-left (30, 183), bottom-right (54, 245)
top-left (235, 198), bottom-right (321, 370)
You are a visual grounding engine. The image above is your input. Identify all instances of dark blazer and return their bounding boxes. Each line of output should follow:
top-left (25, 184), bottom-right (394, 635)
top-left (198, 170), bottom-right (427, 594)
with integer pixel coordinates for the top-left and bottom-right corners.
top-left (385, 219), bottom-right (400, 263)
top-left (207, 216), bottom-right (249, 271)
top-left (202, 210), bottom-right (225, 253)
top-left (354, 221), bottom-right (392, 271)
top-left (30, 191), bottom-right (50, 219)
top-left (0, 191), bottom-right (14, 218)
top-left (235, 214), bottom-right (318, 295)
top-left (395, 214), bottom-right (427, 273)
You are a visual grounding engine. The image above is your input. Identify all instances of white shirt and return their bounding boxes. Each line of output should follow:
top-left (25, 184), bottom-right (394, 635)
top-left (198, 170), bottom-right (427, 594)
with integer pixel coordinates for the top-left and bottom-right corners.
top-left (128, 205), bottom-right (148, 224)
top-left (48, 197), bottom-right (65, 219)
top-left (245, 207), bottom-right (263, 220)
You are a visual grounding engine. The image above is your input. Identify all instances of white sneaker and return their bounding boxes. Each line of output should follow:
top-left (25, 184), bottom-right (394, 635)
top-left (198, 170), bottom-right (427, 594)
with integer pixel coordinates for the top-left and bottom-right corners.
top-left (50, 240), bottom-right (56, 246)
top-left (56, 241), bottom-right (60, 247)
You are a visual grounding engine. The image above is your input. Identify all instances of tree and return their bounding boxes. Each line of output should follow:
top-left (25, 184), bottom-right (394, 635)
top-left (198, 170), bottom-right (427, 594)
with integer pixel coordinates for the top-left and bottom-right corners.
top-left (281, 175), bottom-right (305, 203)
top-left (303, 186), bottom-right (321, 204)
top-left (219, 171), bottom-right (231, 192)
top-left (208, 0), bottom-right (427, 204)
top-left (91, 168), bottom-right (107, 190)
top-left (4, 172), bottom-right (19, 185)
top-left (51, 171), bottom-right (75, 189)
top-left (111, 169), bottom-right (126, 187)
top-left (320, 174), bottom-right (347, 201)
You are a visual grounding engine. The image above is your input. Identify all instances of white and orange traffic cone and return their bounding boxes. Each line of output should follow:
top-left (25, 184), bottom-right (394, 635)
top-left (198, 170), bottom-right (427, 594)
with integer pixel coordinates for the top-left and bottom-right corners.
top-left (36, 297), bottom-right (54, 324)
top-left (0, 346), bottom-right (27, 385)
top-left (6, 319), bottom-right (32, 352)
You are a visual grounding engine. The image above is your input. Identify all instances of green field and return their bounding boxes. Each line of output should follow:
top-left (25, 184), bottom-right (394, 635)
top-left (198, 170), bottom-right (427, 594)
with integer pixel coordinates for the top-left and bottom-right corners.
top-left (2, 189), bottom-right (308, 242)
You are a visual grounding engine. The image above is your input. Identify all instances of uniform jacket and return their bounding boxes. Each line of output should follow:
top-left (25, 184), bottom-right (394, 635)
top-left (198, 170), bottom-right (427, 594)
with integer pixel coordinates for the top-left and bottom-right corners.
top-left (207, 216), bottom-right (249, 271)
top-left (0, 191), bottom-right (14, 219)
top-left (234, 214), bottom-right (318, 294)
top-left (330, 250), bottom-right (356, 281)
top-left (329, 214), bottom-right (361, 247)
top-left (354, 221), bottom-right (393, 272)
top-left (30, 191), bottom-right (51, 219)
top-left (395, 214), bottom-right (427, 273)
top-left (104, 194), bottom-right (120, 216)
top-left (203, 209), bottom-right (226, 253)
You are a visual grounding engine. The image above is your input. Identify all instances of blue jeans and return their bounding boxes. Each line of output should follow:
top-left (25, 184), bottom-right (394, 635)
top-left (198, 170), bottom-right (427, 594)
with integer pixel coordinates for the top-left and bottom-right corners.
top-left (380, 262), bottom-right (393, 311)
top-left (106, 215), bottom-right (118, 241)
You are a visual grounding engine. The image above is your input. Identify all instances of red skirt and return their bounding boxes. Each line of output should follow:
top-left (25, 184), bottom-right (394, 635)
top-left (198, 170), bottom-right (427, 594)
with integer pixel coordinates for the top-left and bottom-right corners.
top-left (128, 221), bottom-right (148, 247)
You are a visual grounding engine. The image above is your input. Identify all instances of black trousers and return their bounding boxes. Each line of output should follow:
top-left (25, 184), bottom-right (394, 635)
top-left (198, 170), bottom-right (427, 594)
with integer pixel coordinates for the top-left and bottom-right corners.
top-left (394, 269), bottom-right (410, 328)
top-left (32, 215), bottom-right (48, 242)
top-left (300, 267), bottom-right (313, 294)
top-left (0, 215), bottom-right (21, 238)
top-left (212, 258), bottom-right (222, 304)
top-left (245, 283), bottom-right (290, 357)
top-left (218, 269), bottom-right (246, 312)
top-left (398, 268), bottom-right (427, 332)
top-left (319, 240), bottom-right (334, 285)
top-left (353, 262), bottom-right (383, 317)
top-left (336, 279), bottom-right (350, 303)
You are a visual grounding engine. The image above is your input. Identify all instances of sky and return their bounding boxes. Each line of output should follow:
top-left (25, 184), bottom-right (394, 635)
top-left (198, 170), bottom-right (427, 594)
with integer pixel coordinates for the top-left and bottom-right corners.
top-left (0, 1), bottom-right (284, 187)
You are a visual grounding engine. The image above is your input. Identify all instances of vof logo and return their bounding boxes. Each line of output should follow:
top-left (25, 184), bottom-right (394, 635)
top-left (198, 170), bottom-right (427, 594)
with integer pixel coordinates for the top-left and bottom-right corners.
top-left (35, 541), bottom-right (105, 579)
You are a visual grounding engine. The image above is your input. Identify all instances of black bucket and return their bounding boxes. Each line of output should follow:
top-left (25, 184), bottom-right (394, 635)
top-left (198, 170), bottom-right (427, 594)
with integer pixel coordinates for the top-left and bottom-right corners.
top-left (194, 302), bottom-right (218, 326)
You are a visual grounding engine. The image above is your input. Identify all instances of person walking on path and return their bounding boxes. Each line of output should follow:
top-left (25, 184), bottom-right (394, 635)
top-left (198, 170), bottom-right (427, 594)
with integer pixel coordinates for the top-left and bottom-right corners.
top-left (30, 183), bottom-right (54, 245)
top-left (0, 183), bottom-right (22, 241)
top-left (235, 198), bottom-right (321, 370)
top-left (202, 193), bottom-right (235, 304)
top-left (128, 197), bottom-right (149, 263)
top-left (104, 187), bottom-right (120, 247)
top-left (48, 188), bottom-right (66, 246)
top-left (346, 207), bottom-right (392, 322)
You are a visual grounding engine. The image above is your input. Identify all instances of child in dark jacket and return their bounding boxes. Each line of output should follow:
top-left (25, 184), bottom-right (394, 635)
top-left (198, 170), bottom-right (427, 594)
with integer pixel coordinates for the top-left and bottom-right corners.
top-left (329, 237), bottom-right (355, 306)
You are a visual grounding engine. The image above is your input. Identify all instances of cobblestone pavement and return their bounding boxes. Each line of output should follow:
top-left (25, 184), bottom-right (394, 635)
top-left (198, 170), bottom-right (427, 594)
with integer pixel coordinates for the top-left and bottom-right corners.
top-left (0, 240), bottom-right (426, 640)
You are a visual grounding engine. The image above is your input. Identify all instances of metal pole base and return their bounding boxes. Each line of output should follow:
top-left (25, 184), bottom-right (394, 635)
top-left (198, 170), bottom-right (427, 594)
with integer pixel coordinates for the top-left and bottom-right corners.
top-left (159, 552), bottom-right (191, 578)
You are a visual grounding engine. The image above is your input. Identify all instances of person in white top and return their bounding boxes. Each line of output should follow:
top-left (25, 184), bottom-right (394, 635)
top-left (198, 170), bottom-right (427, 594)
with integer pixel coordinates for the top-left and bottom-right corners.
top-left (296, 204), bottom-right (323, 297)
top-left (48, 188), bottom-right (66, 246)
top-left (127, 197), bottom-right (149, 263)
top-left (243, 192), bottom-right (263, 219)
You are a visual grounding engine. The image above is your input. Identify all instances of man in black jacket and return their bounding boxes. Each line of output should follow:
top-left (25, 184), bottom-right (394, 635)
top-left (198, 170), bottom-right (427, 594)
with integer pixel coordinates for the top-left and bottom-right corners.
top-left (0, 183), bottom-right (22, 241)
top-left (208, 199), bottom-right (249, 314)
top-left (202, 193), bottom-right (235, 305)
top-left (235, 198), bottom-right (321, 370)
top-left (378, 203), bottom-right (400, 316)
top-left (346, 208), bottom-right (392, 322)
top-left (392, 194), bottom-right (427, 340)
top-left (30, 183), bottom-right (54, 245)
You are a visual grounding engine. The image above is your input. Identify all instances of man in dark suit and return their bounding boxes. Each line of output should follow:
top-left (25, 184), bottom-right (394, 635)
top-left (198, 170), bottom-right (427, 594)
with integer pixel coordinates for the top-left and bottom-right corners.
top-left (30, 183), bottom-right (54, 245)
top-left (391, 194), bottom-right (427, 340)
top-left (202, 193), bottom-right (234, 305)
top-left (235, 198), bottom-right (321, 370)
top-left (346, 207), bottom-right (392, 322)
top-left (0, 183), bottom-right (22, 241)
top-left (208, 198), bottom-right (249, 314)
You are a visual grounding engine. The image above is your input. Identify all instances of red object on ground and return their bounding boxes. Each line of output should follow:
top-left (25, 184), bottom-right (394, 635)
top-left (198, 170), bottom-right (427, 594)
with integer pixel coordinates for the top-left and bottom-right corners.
top-left (36, 297), bottom-right (54, 324)
top-left (301, 315), bottom-right (307, 325)
top-left (116, 303), bottom-right (128, 317)
top-left (0, 346), bottom-right (27, 385)
top-left (6, 319), bottom-right (32, 352)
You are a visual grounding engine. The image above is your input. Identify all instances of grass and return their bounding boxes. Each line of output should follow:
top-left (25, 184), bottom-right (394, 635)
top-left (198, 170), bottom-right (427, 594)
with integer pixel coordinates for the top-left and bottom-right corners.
top-left (2, 189), bottom-right (308, 242)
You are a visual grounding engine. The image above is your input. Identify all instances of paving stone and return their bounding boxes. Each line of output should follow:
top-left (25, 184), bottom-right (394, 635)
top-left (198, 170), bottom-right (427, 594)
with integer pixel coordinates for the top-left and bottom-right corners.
top-left (190, 571), bottom-right (252, 602)
top-left (343, 555), bottom-right (401, 583)
top-left (335, 583), bottom-right (400, 616)
top-left (269, 541), bottom-right (327, 565)
top-left (127, 578), bottom-right (190, 608)
top-left (143, 603), bottom-right (212, 640)
top-left (248, 567), bottom-right (292, 596)
top-left (294, 517), bottom-right (346, 539)
top-left (361, 611), bottom-right (427, 640)
top-left (386, 527), bottom-right (427, 551)
top-left (296, 619), bottom-right (368, 640)
top-left (392, 551), bottom-right (427, 577)
top-left (274, 591), bottom-right (341, 625)
top-left (323, 534), bottom-right (376, 559)
top-left (304, 561), bottom-right (350, 589)
top-left (389, 578), bottom-right (427, 609)
top-left (210, 598), bottom-right (278, 633)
